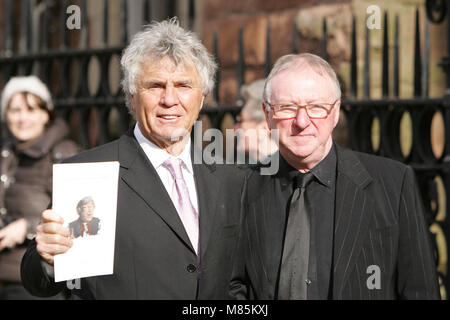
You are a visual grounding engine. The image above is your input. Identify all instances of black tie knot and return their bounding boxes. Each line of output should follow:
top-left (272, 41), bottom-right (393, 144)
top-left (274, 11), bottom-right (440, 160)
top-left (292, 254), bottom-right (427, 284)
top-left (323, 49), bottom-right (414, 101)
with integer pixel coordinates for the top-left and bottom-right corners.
top-left (293, 172), bottom-right (314, 189)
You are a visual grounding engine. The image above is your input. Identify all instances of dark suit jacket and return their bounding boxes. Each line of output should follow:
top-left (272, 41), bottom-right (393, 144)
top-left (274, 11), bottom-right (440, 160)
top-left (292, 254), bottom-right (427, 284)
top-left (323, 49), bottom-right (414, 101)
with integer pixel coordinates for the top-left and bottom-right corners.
top-left (230, 143), bottom-right (440, 300)
top-left (21, 130), bottom-right (245, 299)
top-left (68, 217), bottom-right (101, 238)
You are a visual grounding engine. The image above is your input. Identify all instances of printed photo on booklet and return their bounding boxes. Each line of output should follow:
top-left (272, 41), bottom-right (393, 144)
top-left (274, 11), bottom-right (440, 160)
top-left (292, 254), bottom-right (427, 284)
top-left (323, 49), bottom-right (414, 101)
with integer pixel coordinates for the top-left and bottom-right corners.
top-left (52, 161), bottom-right (120, 282)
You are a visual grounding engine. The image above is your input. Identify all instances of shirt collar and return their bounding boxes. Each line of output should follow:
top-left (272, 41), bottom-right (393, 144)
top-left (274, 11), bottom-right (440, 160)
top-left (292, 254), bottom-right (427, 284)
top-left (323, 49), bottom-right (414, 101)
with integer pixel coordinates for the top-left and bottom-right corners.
top-left (133, 124), bottom-right (194, 174)
top-left (281, 144), bottom-right (337, 189)
top-left (309, 144), bottom-right (336, 188)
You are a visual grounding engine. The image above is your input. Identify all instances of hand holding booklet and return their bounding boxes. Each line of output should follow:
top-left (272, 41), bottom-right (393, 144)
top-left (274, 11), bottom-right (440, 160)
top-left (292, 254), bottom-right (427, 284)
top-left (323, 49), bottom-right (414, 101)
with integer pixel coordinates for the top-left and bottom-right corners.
top-left (52, 161), bottom-right (120, 282)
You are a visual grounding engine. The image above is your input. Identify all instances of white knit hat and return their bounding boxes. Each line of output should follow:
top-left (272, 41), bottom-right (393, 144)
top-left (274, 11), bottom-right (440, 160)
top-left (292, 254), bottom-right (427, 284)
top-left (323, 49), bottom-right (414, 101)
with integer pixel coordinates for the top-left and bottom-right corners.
top-left (1, 75), bottom-right (53, 120)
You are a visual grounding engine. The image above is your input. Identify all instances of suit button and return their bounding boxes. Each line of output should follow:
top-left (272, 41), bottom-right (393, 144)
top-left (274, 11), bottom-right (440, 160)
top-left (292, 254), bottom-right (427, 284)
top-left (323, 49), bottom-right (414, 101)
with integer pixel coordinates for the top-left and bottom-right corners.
top-left (187, 264), bottom-right (197, 273)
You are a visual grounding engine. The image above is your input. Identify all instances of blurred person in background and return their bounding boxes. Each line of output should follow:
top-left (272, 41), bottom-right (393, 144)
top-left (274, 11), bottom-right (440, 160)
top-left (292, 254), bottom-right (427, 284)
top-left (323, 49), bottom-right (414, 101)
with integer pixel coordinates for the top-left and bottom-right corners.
top-left (234, 79), bottom-right (278, 164)
top-left (0, 76), bottom-right (78, 299)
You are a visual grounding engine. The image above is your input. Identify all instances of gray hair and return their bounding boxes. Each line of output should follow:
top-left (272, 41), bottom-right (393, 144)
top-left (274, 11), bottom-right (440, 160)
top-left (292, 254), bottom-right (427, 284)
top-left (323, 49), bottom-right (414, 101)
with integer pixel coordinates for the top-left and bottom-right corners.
top-left (263, 53), bottom-right (341, 104)
top-left (76, 196), bottom-right (95, 215)
top-left (240, 79), bottom-right (266, 122)
top-left (120, 17), bottom-right (217, 116)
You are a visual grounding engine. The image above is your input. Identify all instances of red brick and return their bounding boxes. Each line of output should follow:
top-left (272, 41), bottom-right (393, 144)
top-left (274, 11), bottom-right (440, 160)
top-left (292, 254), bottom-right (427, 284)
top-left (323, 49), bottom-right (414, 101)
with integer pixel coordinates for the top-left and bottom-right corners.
top-left (217, 67), bottom-right (267, 106)
top-left (202, 26), bottom-right (215, 57)
top-left (268, 10), bottom-right (299, 64)
top-left (254, 0), bottom-right (317, 12)
top-left (228, 0), bottom-right (258, 14)
top-left (203, 20), bottom-right (239, 67)
top-left (293, 3), bottom-right (353, 64)
top-left (219, 69), bottom-right (239, 105)
top-left (203, 16), bottom-right (257, 68)
top-left (245, 68), bottom-right (266, 84)
top-left (203, 0), bottom-right (229, 22)
top-left (201, 0), bottom-right (354, 107)
top-left (243, 15), bottom-right (268, 66)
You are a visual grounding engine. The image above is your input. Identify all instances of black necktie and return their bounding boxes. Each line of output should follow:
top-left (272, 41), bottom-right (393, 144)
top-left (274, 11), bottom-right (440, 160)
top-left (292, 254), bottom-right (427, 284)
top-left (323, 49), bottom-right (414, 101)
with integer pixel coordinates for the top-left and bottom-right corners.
top-left (278, 172), bottom-right (314, 300)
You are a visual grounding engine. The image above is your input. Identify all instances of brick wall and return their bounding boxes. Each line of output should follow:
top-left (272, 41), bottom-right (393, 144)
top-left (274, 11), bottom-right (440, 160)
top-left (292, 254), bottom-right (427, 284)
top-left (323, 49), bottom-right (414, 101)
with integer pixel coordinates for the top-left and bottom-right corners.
top-left (202, 0), bottom-right (350, 105)
top-left (201, 0), bottom-right (446, 105)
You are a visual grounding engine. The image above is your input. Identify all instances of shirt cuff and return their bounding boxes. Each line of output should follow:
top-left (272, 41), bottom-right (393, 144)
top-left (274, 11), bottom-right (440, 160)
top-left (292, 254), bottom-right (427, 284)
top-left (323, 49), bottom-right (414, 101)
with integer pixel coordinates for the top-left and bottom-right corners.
top-left (41, 259), bottom-right (55, 279)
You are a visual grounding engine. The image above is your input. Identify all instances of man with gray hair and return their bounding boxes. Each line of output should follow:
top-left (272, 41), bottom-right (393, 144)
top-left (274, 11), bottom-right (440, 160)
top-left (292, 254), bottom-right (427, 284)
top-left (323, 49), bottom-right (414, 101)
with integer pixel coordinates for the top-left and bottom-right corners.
top-left (21, 18), bottom-right (245, 299)
top-left (230, 53), bottom-right (439, 300)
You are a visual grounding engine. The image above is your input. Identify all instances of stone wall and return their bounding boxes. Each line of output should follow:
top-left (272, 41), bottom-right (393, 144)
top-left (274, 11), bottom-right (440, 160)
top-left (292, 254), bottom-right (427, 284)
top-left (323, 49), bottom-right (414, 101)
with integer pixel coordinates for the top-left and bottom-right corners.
top-left (202, 0), bottom-right (339, 104)
top-left (202, 0), bottom-right (447, 104)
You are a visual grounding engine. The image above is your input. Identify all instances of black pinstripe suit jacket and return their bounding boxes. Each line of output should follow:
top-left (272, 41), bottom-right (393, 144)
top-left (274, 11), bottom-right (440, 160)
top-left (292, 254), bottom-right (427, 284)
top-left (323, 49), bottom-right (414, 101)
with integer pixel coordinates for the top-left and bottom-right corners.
top-left (230, 143), bottom-right (440, 300)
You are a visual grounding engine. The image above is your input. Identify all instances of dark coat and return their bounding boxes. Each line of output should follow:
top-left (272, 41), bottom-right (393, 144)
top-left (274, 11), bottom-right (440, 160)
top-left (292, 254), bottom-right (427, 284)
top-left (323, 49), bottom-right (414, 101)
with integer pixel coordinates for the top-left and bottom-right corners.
top-left (68, 217), bottom-right (101, 238)
top-left (21, 129), bottom-right (246, 299)
top-left (230, 143), bottom-right (440, 300)
top-left (0, 119), bottom-right (78, 282)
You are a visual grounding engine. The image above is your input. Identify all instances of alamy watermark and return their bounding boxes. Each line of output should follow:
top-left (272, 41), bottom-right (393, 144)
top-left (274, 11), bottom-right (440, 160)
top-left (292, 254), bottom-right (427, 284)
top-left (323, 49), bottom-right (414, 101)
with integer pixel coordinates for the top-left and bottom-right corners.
top-left (366, 265), bottom-right (381, 290)
top-left (66, 5), bottom-right (81, 30)
top-left (366, 5), bottom-right (382, 30)
top-left (64, 4), bottom-right (384, 33)
top-left (67, 278), bottom-right (81, 290)
top-left (164, 120), bottom-right (282, 175)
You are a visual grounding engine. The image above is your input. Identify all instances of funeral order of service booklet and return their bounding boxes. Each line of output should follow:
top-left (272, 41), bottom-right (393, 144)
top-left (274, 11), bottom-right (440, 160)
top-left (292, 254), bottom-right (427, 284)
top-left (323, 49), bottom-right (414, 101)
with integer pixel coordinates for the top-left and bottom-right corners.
top-left (53, 161), bottom-right (120, 282)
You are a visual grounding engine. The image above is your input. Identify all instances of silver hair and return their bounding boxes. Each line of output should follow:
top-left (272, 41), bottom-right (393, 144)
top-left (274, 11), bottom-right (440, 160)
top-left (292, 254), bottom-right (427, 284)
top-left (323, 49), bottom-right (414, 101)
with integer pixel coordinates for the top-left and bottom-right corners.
top-left (263, 53), bottom-right (341, 105)
top-left (120, 17), bottom-right (217, 116)
top-left (240, 79), bottom-right (266, 122)
top-left (76, 196), bottom-right (95, 214)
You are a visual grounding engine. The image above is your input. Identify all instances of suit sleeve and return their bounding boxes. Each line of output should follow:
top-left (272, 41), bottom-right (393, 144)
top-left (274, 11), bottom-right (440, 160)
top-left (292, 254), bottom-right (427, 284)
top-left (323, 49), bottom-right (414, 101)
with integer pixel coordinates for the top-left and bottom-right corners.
top-left (20, 239), bottom-right (66, 297)
top-left (396, 166), bottom-right (440, 299)
top-left (229, 172), bottom-right (249, 300)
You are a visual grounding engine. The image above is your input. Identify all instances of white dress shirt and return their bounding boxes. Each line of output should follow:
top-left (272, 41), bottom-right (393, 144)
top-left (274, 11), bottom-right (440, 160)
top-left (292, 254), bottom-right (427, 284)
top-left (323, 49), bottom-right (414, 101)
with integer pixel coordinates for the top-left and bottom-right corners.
top-left (133, 124), bottom-right (199, 213)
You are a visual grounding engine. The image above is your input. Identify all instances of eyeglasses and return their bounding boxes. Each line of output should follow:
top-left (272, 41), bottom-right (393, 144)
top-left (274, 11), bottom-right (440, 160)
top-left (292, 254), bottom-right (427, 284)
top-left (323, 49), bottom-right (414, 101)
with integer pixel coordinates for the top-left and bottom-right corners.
top-left (265, 99), bottom-right (339, 119)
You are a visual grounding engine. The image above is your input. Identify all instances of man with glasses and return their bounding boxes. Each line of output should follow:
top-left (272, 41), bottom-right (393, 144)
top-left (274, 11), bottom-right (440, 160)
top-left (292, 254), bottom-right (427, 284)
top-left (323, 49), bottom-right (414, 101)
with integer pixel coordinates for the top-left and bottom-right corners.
top-left (230, 53), bottom-right (440, 300)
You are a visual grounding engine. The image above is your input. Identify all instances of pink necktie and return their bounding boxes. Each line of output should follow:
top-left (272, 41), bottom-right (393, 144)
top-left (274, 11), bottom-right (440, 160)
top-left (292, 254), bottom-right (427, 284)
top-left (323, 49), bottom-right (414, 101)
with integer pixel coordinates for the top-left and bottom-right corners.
top-left (163, 158), bottom-right (199, 255)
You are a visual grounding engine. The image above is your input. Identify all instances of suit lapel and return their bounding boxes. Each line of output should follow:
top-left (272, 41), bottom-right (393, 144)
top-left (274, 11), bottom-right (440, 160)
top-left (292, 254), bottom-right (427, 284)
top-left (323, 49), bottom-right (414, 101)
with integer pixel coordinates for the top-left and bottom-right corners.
top-left (258, 154), bottom-right (293, 298)
top-left (191, 146), bottom-right (221, 260)
top-left (264, 182), bottom-right (289, 298)
top-left (332, 144), bottom-right (374, 298)
top-left (118, 131), bottom-right (195, 254)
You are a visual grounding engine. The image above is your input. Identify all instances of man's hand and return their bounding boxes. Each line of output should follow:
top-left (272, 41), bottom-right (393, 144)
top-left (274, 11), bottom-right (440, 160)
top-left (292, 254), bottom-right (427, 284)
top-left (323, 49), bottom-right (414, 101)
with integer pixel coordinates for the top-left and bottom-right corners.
top-left (0, 218), bottom-right (27, 251)
top-left (35, 210), bottom-right (73, 266)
